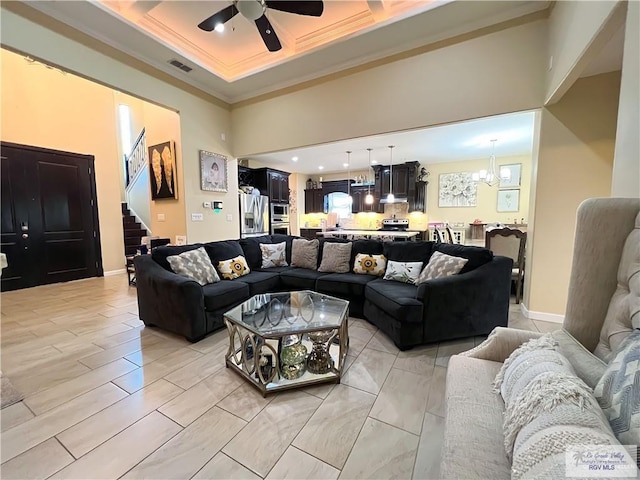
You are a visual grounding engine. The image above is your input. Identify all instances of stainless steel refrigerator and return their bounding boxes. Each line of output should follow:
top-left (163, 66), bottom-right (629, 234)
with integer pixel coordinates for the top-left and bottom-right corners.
top-left (239, 193), bottom-right (269, 238)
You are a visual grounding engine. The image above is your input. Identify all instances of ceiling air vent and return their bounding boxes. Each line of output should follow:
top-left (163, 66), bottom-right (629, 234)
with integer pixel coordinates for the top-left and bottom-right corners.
top-left (168, 59), bottom-right (192, 73)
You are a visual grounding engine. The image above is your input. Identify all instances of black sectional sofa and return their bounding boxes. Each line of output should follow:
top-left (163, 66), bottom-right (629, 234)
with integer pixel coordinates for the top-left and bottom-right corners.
top-left (134, 234), bottom-right (513, 350)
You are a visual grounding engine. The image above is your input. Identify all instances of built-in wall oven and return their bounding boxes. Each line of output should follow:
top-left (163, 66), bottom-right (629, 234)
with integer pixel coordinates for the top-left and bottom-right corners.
top-left (271, 223), bottom-right (290, 235)
top-left (270, 203), bottom-right (290, 235)
top-left (271, 203), bottom-right (289, 218)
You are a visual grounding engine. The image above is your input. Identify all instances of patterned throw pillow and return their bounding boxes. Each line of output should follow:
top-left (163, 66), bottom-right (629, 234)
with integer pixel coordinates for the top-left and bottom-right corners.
top-left (416, 251), bottom-right (468, 285)
top-left (383, 260), bottom-right (423, 284)
top-left (166, 247), bottom-right (220, 285)
top-left (594, 329), bottom-right (640, 446)
top-left (217, 255), bottom-right (250, 280)
top-left (260, 242), bottom-right (288, 268)
top-left (291, 238), bottom-right (319, 270)
top-left (353, 253), bottom-right (387, 276)
top-left (318, 242), bottom-right (352, 273)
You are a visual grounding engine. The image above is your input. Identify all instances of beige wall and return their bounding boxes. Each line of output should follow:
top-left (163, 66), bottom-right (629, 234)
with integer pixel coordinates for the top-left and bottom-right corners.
top-left (0, 49), bottom-right (125, 273)
top-left (546, 0), bottom-right (624, 103)
top-left (231, 20), bottom-right (546, 157)
top-left (526, 72), bottom-right (620, 317)
top-left (1, 6), bottom-right (234, 246)
top-left (612, 0), bottom-right (640, 198)
top-left (425, 154), bottom-right (532, 228)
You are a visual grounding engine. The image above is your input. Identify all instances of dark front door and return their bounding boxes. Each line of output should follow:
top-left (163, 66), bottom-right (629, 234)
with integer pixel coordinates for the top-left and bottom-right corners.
top-left (1, 143), bottom-right (102, 291)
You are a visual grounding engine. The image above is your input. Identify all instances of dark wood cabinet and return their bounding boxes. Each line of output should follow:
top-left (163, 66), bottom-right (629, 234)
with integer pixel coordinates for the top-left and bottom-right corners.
top-left (304, 189), bottom-right (324, 213)
top-left (373, 161), bottom-right (421, 213)
top-left (351, 185), bottom-right (376, 213)
top-left (299, 228), bottom-right (321, 240)
top-left (252, 168), bottom-right (290, 204)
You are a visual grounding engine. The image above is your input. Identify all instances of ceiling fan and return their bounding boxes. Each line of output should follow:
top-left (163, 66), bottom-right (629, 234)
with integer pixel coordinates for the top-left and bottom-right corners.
top-left (198, 1), bottom-right (324, 52)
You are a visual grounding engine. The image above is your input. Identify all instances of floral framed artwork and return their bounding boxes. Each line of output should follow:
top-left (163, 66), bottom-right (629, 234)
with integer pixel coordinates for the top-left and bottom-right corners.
top-left (438, 172), bottom-right (477, 207)
top-left (200, 150), bottom-right (228, 192)
top-left (149, 141), bottom-right (178, 199)
top-left (499, 163), bottom-right (522, 188)
top-left (497, 189), bottom-right (520, 212)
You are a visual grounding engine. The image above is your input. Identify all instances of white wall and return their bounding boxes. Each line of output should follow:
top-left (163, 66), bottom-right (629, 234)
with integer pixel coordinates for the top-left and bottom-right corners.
top-left (1, 6), bottom-right (234, 246)
top-left (231, 20), bottom-right (547, 157)
top-left (612, 0), bottom-right (640, 198)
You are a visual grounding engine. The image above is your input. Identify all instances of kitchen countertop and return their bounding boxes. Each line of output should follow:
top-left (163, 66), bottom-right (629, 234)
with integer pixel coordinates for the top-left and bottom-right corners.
top-left (316, 229), bottom-right (420, 238)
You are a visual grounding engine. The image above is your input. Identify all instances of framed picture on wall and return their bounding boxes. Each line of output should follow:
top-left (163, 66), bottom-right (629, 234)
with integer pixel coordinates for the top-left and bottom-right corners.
top-left (148, 141), bottom-right (178, 200)
top-left (438, 172), bottom-right (477, 207)
top-left (499, 163), bottom-right (522, 188)
top-left (497, 189), bottom-right (520, 212)
top-left (200, 150), bottom-right (228, 192)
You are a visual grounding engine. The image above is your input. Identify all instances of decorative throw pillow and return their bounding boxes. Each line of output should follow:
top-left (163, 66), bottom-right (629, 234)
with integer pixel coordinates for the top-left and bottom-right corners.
top-left (217, 255), bottom-right (250, 280)
top-left (383, 260), bottom-right (423, 284)
top-left (318, 242), bottom-right (352, 273)
top-left (260, 242), bottom-right (288, 268)
top-left (594, 329), bottom-right (640, 446)
top-left (166, 247), bottom-right (220, 285)
top-left (353, 253), bottom-right (387, 276)
top-left (291, 238), bottom-right (319, 270)
top-left (416, 251), bottom-right (468, 284)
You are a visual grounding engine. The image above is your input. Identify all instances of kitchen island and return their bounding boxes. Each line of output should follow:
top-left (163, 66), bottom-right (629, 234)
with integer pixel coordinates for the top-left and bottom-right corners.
top-left (316, 230), bottom-right (420, 241)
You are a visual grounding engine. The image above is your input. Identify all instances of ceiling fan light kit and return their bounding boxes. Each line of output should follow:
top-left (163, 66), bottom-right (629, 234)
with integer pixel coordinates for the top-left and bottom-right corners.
top-left (199, 1), bottom-right (324, 52)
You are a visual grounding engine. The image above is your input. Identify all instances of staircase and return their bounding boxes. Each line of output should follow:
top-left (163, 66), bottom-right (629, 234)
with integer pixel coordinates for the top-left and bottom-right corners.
top-left (122, 202), bottom-right (147, 255)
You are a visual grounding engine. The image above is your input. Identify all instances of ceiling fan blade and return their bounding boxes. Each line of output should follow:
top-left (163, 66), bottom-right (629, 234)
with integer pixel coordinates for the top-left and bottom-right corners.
top-left (266, 1), bottom-right (324, 16)
top-left (255, 15), bottom-right (282, 52)
top-left (198, 5), bottom-right (238, 31)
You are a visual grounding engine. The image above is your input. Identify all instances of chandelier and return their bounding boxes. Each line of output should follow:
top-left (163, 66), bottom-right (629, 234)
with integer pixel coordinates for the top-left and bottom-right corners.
top-left (472, 139), bottom-right (511, 186)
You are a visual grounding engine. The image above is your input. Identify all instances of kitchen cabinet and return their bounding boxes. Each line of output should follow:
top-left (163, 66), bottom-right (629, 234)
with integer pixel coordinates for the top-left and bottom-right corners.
top-left (304, 189), bottom-right (324, 213)
top-left (253, 168), bottom-right (290, 204)
top-left (299, 228), bottom-right (321, 240)
top-left (351, 185), bottom-right (376, 213)
top-left (373, 161), bottom-right (421, 213)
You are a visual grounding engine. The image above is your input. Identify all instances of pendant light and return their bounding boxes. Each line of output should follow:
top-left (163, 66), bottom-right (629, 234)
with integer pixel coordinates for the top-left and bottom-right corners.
top-left (386, 145), bottom-right (395, 204)
top-left (472, 139), bottom-right (511, 186)
top-left (365, 148), bottom-right (374, 205)
top-left (346, 151), bottom-right (353, 207)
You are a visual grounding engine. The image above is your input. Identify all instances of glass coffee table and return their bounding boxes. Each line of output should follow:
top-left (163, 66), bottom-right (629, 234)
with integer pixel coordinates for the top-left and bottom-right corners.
top-left (223, 291), bottom-right (349, 396)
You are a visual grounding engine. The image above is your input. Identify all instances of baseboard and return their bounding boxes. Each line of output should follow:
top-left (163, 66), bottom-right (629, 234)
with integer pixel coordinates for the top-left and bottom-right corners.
top-left (104, 269), bottom-right (126, 277)
top-left (520, 303), bottom-right (564, 324)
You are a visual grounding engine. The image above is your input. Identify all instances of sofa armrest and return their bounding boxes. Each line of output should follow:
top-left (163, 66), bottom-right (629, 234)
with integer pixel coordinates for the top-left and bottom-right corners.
top-left (415, 256), bottom-right (513, 342)
top-left (459, 326), bottom-right (543, 362)
top-left (134, 255), bottom-right (207, 341)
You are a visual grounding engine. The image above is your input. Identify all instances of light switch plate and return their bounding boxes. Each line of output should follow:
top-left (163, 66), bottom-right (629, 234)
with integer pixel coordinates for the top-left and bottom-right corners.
top-left (203, 201), bottom-right (211, 208)
top-left (157, 213), bottom-right (165, 221)
top-left (226, 214), bottom-right (233, 221)
top-left (191, 213), bottom-right (204, 222)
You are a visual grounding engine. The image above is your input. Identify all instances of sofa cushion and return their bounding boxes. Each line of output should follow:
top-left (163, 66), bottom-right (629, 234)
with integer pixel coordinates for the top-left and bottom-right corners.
top-left (217, 255), bottom-right (250, 280)
top-left (353, 253), bottom-right (386, 276)
top-left (270, 234), bottom-right (296, 265)
top-left (318, 242), bottom-right (352, 273)
top-left (204, 240), bottom-right (245, 266)
top-left (416, 251), bottom-right (468, 284)
top-left (279, 267), bottom-right (328, 290)
top-left (365, 279), bottom-right (422, 323)
top-left (593, 211), bottom-right (640, 362)
top-left (291, 239), bottom-right (319, 270)
top-left (152, 244), bottom-right (203, 272)
top-left (260, 242), bottom-right (288, 268)
top-left (432, 243), bottom-right (493, 274)
top-left (383, 260), bottom-right (423, 285)
top-left (383, 241), bottom-right (434, 264)
top-left (441, 356), bottom-right (510, 480)
top-left (166, 247), bottom-right (220, 286)
top-left (236, 271), bottom-right (281, 296)
top-left (316, 272), bottom-right (378, 299)
top-left (239, 235), bottom-right (273, 270)
top-left (594, 329), bottom-right (640, 446)
top-left (202, 280), bottom-right (250, 311)
top-left (350, 239), bottom-right (383, 269)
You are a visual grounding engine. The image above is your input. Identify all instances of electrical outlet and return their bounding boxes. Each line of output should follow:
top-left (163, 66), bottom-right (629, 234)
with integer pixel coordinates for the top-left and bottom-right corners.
top-left (226, 214), bottom-right (233, 222)
top-left (157, 213), bottom-right (165, 221)
top-left (203, 201), bottom-right (211, 208)
top-left (191, 213), bottom-right (204, 222)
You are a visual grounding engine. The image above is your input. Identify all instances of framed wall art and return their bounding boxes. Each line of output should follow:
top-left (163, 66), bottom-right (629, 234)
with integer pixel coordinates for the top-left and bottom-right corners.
top-left (497, 189), bottom-right (520, 212)
top-left (148, 141), bottom-right (178, 200)
top-left (200, 150), bottom-right (228, 192)
top-left (499, 163), bottom-right (522, 188)
top-left (438, 172), bottom-right (477, 207)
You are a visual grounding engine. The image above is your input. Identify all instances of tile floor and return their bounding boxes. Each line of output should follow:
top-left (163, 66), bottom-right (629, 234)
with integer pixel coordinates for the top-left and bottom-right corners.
top-left (0, 275), bottom-right (558, 479)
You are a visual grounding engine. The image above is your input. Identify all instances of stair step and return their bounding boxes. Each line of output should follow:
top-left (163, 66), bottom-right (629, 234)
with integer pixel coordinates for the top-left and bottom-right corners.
top-left (124, 237), bottom-right (143, 246)
top-left (121, 203), bottom-right (130, 215)
top-left (124, 228), bottom-right (146, 237)
top-left (122, 216), bottom-right (138, 224)
top-left (125, 245), bottom-right (138, 255)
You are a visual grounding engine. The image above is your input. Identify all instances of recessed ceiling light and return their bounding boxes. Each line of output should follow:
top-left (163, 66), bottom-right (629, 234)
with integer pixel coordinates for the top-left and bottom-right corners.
top-left (371, 160), bottom-right (378, 164)
top-left (292, 156), bottom-right (298, 162)
top-left (343, 163), bottom-right (349, 167)
top-left (318, 166), bottom-right (324, 170)
top-left (214, 23), bottom-right (225, 33)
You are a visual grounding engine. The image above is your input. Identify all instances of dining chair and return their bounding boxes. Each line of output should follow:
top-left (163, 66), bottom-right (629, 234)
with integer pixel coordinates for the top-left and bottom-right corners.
top-left (444, 226), bottom-right (455, 244)
top-left (485, 227), bottom-right (527, 303)
top-left (434, 226), bottom-right (446, 243)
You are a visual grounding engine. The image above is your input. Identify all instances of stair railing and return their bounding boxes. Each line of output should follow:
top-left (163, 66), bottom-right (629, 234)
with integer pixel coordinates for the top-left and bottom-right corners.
top-left (126, 128), bottom-right (146, 187)
top-left (125, 128), bottom-right (152, 234)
